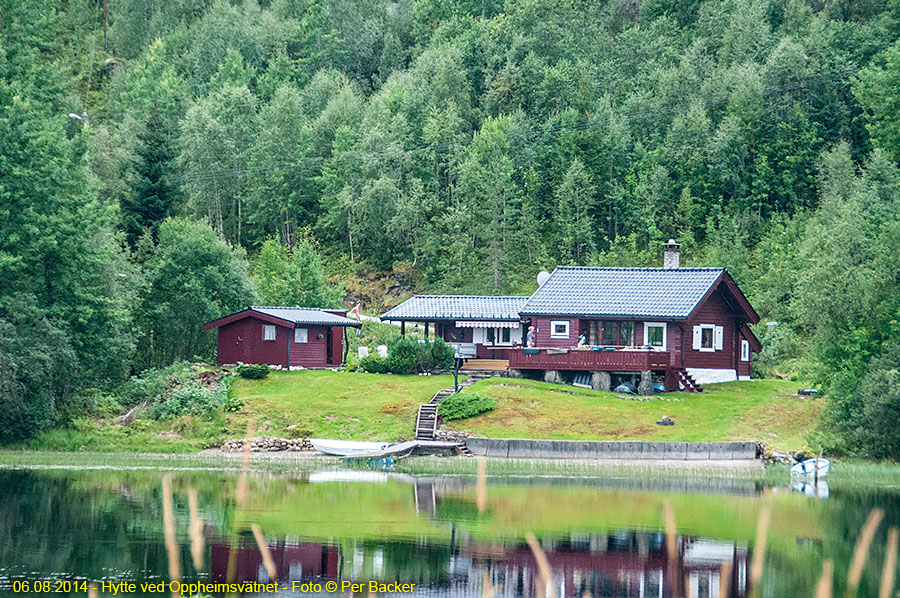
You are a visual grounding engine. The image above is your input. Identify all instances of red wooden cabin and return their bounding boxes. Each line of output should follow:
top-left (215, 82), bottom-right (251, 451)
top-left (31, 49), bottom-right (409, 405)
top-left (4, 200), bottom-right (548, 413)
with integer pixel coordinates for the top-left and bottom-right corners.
top-left (203, 306), bottom-right (361, 368)
top-left (381, 240), bottom-right (762, 392)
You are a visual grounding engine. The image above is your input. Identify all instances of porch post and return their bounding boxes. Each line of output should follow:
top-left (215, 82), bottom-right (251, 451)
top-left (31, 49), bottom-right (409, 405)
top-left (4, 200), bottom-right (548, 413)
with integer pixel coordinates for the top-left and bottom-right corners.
top-left (401, 321), bottom-right (405, 335)
top-left (425, 322), bottom-right (429, 338)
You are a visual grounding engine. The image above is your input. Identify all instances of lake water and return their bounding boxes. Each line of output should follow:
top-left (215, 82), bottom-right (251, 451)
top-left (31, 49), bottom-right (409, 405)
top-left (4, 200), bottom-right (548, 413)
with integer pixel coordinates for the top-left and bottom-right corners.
top-left (1, 465), bottom-right (898, 597)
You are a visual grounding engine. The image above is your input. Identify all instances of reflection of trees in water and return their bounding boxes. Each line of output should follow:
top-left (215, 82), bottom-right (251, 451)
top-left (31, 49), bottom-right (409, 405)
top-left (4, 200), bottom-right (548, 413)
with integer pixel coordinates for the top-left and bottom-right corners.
top-left (763, 488), bottom-right (900, 598)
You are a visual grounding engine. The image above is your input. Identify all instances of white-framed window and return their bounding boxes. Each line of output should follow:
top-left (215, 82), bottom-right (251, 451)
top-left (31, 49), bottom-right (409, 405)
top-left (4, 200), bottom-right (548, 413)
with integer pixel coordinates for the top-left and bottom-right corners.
top-left (741, 339), bottom-right (750, 361)
top-left (295, 328), bottom-right (308, 343)
top-left (644, 322), bottom-right (667, 350)
top-left (263, 325), bottom-right (276, 341)
top-left (550, 320), bottom-right (570, 339)
top-left (692, 324), bottom-right (724, 352)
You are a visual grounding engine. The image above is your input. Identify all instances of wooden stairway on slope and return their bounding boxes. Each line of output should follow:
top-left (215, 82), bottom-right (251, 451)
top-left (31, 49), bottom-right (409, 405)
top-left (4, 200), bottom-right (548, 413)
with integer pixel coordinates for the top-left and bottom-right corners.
top-left (414, 371), bottom-right (494, 441)
top-left (669, 367), bottom-right (703, 393)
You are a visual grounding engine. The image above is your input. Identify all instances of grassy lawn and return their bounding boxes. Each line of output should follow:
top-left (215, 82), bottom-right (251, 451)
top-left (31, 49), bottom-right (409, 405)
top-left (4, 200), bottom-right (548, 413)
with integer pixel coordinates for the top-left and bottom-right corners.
top-left (227, 370), bottom-right (456, 440)
top-left (444, 378), bottom-right (823, 451)
top-left (20, 371), bottom-right (457, 452)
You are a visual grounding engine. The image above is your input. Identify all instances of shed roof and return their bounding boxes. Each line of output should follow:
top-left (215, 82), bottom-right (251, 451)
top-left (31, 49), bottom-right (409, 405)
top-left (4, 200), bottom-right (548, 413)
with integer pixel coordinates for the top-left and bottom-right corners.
top-left (520, 267), bottom-right (755, 320)
top-left (381, 295), bottom-right (529, 322)
top-left (203, 306), bottom-right (361, 330)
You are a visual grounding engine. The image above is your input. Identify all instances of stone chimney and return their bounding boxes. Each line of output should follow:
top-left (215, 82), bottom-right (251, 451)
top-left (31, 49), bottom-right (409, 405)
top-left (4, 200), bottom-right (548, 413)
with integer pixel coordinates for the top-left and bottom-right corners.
top-left (663, 239), bottom-right (680, 269)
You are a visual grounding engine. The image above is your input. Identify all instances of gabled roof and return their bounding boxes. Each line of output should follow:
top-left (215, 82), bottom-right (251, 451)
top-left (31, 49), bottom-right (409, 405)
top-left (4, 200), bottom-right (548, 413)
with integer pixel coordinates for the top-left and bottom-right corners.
top-left (203, 306), bottom-right (361, 330)
top-left (381, 295), bottom-right (529, 322)
top-left (520, 267), bottom-right (759, 322)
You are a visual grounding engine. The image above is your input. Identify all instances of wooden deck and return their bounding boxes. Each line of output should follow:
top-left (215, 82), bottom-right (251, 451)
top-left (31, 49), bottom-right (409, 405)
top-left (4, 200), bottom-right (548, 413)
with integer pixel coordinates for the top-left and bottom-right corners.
top-left (460, 359), bottom-right (509, 371)
top-left (509, 348), bottom-right (671, 371)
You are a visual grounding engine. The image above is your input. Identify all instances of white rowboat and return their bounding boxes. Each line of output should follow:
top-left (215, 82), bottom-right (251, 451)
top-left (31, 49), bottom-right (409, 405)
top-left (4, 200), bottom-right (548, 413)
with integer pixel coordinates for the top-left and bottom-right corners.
top-left (309, 438), bottom-right (390, 457)
top-left (790, 458), bottom-right (830, 477)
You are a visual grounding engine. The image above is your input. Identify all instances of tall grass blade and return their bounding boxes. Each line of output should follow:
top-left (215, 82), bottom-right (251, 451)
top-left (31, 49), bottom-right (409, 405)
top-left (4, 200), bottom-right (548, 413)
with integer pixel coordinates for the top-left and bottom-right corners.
top-left (845, 508), bottom-right (885, 598)
top-left (749, 506), bottom-right (771, 588)
top-left (236, 422), bottom-right (255, 504)
top-left (878, 526), bottom-right (898, 598)
top-left (719, 560), bottom-right (732, 598)
top-left (526, 531), bottom-right (557, 598)
top-left (161, 474), bottom-right (181, 598)
top-left (251, 523), bottom-right (277, 580)
top-left (663, 501), bottom-right (677, 562)
top-left (482, 570), bottom-right (500, 598)
top-left (476, 456), bottom-right (487, 513)
top-left (816, 560), bottom-right (833, 598)
top-left (187, 488), bottom-right (204, 571)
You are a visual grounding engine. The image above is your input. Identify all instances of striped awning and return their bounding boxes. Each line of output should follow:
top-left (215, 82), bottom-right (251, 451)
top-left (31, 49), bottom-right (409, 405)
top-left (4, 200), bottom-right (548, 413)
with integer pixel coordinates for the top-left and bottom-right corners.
top-left (456, 321), bottom-right (519, 328)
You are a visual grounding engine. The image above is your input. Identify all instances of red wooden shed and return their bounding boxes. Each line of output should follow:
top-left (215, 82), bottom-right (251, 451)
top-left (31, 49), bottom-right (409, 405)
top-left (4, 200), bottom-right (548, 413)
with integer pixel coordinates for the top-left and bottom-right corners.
top-left (203, 306), bottom-right (362, 368)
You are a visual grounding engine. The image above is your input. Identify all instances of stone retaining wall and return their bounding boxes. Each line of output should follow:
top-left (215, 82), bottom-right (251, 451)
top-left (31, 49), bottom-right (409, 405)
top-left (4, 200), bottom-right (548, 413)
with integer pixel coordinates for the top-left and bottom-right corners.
top-left (221, 436), bottom-right (315, 452)
top-left (465, 437), bottom-right (758, 460)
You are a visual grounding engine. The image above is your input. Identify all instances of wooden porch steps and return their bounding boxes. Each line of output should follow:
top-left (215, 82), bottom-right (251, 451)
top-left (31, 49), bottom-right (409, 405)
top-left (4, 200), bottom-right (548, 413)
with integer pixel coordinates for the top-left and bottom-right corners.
top-left (669, 367), bottom-right (703, 393)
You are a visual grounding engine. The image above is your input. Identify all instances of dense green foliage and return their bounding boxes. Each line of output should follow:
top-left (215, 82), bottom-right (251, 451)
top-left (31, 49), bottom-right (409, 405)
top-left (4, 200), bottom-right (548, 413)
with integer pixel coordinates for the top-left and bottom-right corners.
top-left (438, 393), bottom-right (497, 421)
top-left (2, 0), bottom-right (900, 448)
top-left (118, 362), bottom-right (233, 420)
top-left (236, 364), bottom-right (270, 379)
top-left (360, 337), bottom-right (454, 373)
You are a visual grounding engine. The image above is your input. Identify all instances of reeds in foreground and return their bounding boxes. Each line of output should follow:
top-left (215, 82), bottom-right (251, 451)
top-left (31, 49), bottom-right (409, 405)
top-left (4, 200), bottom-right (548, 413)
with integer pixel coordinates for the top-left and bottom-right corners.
top-left (845, 508), bottom-right (884, 598)
top-left (719, 560), bottom-right (732, 598)
top-left (250, 523), bottom-right (277, 580)
top-left (815, 559), bottom-right (833, 598)
top-left (749, 506), bottom-right (771, 589)
top-left (525, 531), bottom-right (557, 598)
top-left (161, 474), bottom-right (181, 598)
top-left (663, 501), bottom-right (677, 563)
top-left (187, 487), bottom-right (204, 571)
top-left (476, 456), bottom-right (487, 513)
top-left (878, 526), bottom-right (898, 598)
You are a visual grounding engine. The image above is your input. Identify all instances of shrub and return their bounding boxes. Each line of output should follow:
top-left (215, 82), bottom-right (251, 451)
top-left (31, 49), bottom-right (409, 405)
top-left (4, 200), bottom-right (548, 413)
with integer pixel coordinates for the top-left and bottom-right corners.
top-left (438, 392), bottom-right (496, 421)
top-left (222, 393), bottom-right (243, 413)
top-left (430, 338), bottom-right (455, 370)
top-left (237, 364), bottom-right (270, 379)
top-left (387, 336), bottom-right (420, 374)
top-left (359, 355), bottom-right (389, 373)
top-left (146, 382), bottom-right (222, 419)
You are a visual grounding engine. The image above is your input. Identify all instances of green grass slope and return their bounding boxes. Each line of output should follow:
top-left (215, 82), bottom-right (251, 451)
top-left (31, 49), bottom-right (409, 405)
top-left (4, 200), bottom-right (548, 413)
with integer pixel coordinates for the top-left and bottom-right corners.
top-left (444, 378), bottom-right (822, 451)
top-left (24, 371), bottom-right (457, 452)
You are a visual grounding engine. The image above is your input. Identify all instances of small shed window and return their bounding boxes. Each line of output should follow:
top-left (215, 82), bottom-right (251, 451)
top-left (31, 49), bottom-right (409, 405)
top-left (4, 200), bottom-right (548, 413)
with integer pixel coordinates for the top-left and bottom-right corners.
top-left (263, 325), bottom-right (276, 341)
top-left (295, 328), bottom-right (308, 343)
top-left (550, 320), bottom-right (570, 338)
top-left (741, 339), bottom-right (750, 362)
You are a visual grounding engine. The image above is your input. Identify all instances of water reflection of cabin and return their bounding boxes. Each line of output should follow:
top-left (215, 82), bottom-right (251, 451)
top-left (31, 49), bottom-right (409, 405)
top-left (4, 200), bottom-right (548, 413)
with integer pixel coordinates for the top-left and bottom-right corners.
top-left (208, 532), bottom-right (749, 597)
top-left (381, 242), bottom-right (762, 392)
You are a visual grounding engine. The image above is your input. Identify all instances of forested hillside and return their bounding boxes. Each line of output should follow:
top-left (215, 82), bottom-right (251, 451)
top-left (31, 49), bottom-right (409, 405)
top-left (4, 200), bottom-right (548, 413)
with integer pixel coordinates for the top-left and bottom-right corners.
top-left (2, 0), bottom-right (900, 453)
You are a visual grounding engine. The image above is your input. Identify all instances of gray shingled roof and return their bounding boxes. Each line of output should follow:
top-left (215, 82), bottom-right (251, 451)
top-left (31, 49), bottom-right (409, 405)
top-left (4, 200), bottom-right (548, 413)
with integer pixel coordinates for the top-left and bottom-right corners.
top-left (251, 306), bottom-right (362, 327)
top-left (381, 296), bottom-right (529, 321)
top-left (519, 267), bottom-right (726, 319)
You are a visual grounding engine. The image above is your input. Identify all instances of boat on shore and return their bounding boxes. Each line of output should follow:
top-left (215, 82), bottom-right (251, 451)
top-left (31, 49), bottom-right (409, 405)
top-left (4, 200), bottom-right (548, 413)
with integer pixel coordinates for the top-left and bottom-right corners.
top-left (310, 438), bottom-right (390, 457)
top-left (791, 458), bottom-right (830, 478)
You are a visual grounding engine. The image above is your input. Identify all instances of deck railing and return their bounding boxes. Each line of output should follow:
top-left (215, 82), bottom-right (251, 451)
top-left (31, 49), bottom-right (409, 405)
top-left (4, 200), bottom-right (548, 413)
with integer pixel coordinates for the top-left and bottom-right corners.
top-left (508, 347), bottom-right (670, 371)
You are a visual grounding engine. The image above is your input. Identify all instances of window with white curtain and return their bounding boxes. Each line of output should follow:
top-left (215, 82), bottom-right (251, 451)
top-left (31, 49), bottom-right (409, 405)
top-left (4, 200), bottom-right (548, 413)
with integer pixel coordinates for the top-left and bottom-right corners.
top-left (263, 325), bottom-right (276, 341)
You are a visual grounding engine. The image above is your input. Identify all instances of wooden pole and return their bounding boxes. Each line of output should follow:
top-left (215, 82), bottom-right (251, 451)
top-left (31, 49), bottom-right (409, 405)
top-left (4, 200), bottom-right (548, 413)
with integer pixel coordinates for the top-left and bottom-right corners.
top-left (401, 321), bottom-right (405, 335)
